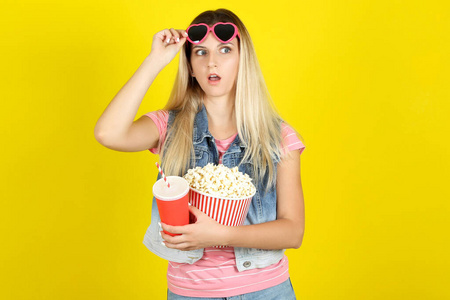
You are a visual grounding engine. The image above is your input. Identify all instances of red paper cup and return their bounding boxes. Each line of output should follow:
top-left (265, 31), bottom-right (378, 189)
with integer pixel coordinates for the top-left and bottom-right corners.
top-left (189, 187), bottom-right (255, 248)
top-left (153, 176), bottom-right (189, 237)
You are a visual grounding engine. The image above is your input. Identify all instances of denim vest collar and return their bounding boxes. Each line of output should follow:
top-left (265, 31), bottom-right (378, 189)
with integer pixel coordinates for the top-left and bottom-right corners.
top-left (192, 104), bottom-right (247, 151)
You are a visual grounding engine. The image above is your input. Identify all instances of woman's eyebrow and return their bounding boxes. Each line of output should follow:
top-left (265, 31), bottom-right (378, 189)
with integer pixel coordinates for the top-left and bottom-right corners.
top-left (192, 43), bottom-right (233, 49)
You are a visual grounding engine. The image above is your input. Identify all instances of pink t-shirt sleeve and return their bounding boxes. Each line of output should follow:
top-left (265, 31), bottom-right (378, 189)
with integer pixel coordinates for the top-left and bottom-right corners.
top-left (281, 122), bottom-right (306, 155)
top-left (143, 110), bottom-right (169, 154)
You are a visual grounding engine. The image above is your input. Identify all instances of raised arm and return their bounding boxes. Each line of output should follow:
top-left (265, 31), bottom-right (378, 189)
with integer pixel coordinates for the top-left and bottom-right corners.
top-left (94, 28), bottom-right (188, 152)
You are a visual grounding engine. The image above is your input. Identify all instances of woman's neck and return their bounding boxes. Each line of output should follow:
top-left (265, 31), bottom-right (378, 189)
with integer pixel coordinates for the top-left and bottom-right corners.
top-left (202, 95), bottom-right (237, 140)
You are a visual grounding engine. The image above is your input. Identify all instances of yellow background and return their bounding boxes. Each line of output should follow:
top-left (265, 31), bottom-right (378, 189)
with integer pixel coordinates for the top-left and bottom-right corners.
top-left (1, 0), bottom-right (449, 299)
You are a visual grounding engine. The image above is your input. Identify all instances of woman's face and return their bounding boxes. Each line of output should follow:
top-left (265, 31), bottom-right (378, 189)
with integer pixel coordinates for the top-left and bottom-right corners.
top-left (190, 32), bottom-right (240, 99)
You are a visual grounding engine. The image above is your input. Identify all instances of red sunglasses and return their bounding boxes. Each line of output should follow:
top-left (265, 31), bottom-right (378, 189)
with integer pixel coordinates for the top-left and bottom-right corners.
top-left (186, 22), bottom-right (240, 44)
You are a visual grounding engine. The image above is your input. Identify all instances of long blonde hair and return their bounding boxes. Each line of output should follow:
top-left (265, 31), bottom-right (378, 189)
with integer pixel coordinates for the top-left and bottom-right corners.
top-left (161, 8), bottom-right (303, 191)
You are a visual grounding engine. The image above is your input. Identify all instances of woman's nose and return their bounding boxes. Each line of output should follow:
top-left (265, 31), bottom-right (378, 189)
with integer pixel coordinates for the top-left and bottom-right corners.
top-left (207, 53), bottom-right (217, 68)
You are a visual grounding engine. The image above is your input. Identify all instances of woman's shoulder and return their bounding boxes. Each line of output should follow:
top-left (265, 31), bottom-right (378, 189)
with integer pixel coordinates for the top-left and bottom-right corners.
top-left (143, 110), bottom-right (169, 133)
top-left (280, 121), bottom-right (305, 154)
top-left (144, 109), bottom-right (169, 120)
top-left (280, 122), bottom-right (297, 137)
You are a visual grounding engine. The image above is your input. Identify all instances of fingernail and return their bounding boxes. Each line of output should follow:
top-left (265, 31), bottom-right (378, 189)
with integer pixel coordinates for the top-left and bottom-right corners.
top-left (161, 242), bottom-right (166, 247)
top-left (176, 37), bottom-right (180, 42)
top-left (184, 32), bottom-right (188, 36)
top-left (188, 202), bottom-right (192, 206)
top-left (166, 38), bottom-right (170, 43)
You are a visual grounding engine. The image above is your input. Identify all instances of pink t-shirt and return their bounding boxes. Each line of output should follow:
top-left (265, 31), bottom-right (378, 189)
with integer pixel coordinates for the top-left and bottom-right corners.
top-left (144, 110), bottom-right (305, 297)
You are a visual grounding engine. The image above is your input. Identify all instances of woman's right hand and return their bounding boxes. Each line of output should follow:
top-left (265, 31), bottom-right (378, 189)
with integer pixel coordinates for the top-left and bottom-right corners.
top-left (150, 28), bottom-right (189, 68)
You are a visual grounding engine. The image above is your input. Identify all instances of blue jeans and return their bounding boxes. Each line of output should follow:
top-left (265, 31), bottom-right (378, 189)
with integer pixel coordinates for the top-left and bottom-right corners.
top-left (167, 278), bottom-right (296, 300)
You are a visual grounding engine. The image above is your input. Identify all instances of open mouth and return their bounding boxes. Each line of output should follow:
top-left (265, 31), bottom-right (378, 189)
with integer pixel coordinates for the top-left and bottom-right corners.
top-left (208, 74), bottom-right (221, 82)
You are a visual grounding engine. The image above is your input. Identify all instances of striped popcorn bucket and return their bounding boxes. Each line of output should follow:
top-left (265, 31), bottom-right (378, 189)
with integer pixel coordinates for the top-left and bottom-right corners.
top-left (189, 187), bottom-right (255, 248)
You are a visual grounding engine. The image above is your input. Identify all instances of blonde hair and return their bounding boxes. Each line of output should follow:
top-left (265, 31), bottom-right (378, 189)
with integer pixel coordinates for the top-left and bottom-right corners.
top-left (160, 8), bottom-right (304, 191)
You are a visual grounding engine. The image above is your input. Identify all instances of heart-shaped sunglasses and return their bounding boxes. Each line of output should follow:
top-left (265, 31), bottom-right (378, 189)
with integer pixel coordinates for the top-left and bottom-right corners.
top-left (186, 22), bottom-right (240, 44)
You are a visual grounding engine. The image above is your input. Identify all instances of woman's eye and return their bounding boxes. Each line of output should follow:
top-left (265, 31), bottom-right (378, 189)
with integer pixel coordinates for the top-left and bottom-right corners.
top-left (195, 48), bottom-right (231, 56)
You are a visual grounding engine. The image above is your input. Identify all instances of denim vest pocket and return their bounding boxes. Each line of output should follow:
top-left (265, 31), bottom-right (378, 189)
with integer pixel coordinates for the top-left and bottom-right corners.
top-left (190, 146), bottom-right (209, 168)
top-left (238, 157), bottom-right (254, 178)
top-left (234, 247), bottom-right (285, 272)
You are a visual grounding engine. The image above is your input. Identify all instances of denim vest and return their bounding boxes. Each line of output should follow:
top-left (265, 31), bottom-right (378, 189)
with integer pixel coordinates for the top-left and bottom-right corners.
top-left (143, 104), bottom-right (285, 272)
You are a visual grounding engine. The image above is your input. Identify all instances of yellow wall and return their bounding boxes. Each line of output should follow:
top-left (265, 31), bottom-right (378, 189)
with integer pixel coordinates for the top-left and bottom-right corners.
top-left (1, 1), bottom-right (448, 299)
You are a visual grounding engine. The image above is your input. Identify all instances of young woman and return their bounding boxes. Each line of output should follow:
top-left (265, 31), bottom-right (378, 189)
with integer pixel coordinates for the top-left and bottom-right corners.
top-left (95, 8), bottom-right (305, 300)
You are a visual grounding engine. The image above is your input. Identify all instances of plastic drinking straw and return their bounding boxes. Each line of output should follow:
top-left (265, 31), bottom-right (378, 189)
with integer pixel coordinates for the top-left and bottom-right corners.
top-left (155, 162), bottom-right (170, 188)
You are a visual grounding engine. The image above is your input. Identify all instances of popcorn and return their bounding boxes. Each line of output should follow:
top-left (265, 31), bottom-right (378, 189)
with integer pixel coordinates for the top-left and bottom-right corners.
top-left (183, 163), bottom-right (256, 198)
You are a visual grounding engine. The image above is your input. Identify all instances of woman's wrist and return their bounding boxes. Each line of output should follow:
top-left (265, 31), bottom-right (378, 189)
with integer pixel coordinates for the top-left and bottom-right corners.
top-left (145, 53), bottom-right (166, 72)
top-left (220, 224), bottom-right (235, 247)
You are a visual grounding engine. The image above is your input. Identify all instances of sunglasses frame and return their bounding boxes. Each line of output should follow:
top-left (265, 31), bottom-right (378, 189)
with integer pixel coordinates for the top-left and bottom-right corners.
top-left (186, 22), bottom-right (240, 44)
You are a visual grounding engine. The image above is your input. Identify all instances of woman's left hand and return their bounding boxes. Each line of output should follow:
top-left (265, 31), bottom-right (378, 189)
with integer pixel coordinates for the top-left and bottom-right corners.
top-left (160, 205), bottom-right (228, 251)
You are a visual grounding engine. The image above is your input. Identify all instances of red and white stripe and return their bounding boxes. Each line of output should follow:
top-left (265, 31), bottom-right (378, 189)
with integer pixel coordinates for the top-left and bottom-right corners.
top-left (155, 162), bottom-right (170, 188)
top-left (189, 188), bottom-right (253, 248)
